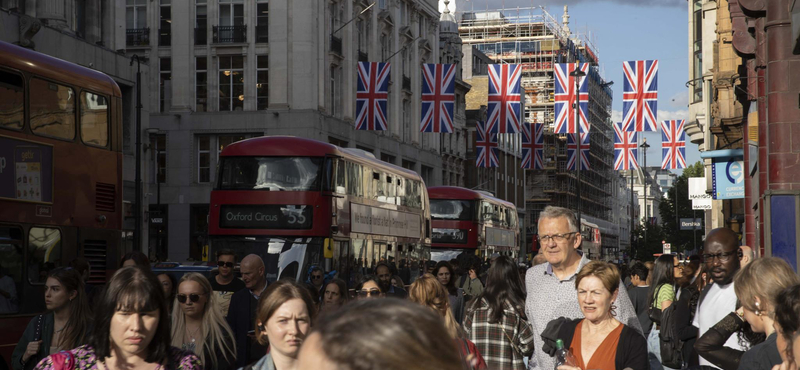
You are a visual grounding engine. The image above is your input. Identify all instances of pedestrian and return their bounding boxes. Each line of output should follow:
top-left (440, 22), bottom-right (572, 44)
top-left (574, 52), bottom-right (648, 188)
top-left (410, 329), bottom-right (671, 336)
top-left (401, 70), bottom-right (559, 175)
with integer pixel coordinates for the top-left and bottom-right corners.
top-left (227, 254), bottom-right (268, 367)
top-left (319, 278), bottom-right (348, 314)
top-left (434, 261), bottom-right (465, 324)
top-left (464, 256), bottom-right (535, 370)
top-left (211, 249), bottom-right (246, 317)
top-left (307, 266), bottom-right (325, 299)
top-left (374, 263), bottom-right (407, 298)
top-left (770, 284), bottom-right (800, 370)
top-left (532, 253), bottom-right (547, 267)
top-left (550, 261), bottom-right (648, 370)
top-left (390, 275), bottom-right (405, 292)
top-left (671, 261), bottom-right (701, 368)
top-left (459, 262), bottom-right (484, 304)
top-left (525, 206), bottom-right (642, 370)
top-left (13, 267), bottom-right (90, 370)
top-left (647, 254), bottom-right (683, 370)
top-left (157, 273), bottom-right (177, 315)
top-left (626, 262), bottom-right (652, 340)
top-left (32, 266), bottom-right (201, 370)
top-left (355, 275), bottom-right (383, 299)
top-left (295, 299), bottom-right (464, 370)
top-left (692, 228), bottom-right (746, 370)
top-left (68, 258), bottom-right (96, 299)
top-left (120, 251), bottom-right (150, 270)
top-left (0, 266), bottom-right (18, 314)
top-left (171, 273), bottom-right (236, 370)
top-left (409, 274), bottom-right (487, 369)
top-left (245, 280), bottom-right (316, 370)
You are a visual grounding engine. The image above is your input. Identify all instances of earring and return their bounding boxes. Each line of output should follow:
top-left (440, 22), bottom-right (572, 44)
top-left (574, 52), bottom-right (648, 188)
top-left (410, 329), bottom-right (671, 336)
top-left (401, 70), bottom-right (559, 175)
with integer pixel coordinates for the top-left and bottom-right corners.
top-left (755, 301), bottom-right (762, 316)
top-left (610, 303), bottom-right (617, 317)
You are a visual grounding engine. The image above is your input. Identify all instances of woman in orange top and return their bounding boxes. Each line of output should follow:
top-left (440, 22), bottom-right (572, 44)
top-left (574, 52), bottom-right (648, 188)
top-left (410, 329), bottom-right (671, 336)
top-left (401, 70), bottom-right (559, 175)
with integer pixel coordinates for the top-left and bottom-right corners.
top-left (555, 261), bottom-right (648, 370)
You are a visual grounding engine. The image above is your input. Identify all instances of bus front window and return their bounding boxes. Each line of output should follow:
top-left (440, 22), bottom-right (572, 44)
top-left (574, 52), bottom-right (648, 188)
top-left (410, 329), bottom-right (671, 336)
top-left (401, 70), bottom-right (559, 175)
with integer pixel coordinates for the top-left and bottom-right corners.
top-left (218, 157), bottom-right (323, 191)
top-left (430, 200), bottom-right (473, 221)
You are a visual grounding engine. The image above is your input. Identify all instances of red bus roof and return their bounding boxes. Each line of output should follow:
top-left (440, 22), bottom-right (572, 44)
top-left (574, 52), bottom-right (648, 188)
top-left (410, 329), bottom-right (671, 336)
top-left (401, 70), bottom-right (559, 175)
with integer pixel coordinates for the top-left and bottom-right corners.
top-left (0, 40), bottom-right (121, 97)
top-left (220, 136), bottom-right (422, 180)
top-left (427, 186), bottom-right (516, 208)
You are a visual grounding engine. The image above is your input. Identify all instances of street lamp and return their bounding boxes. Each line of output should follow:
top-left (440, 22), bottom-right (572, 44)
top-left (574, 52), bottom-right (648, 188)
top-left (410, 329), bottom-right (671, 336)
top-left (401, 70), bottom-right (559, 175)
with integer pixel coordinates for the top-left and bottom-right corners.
top-left (639, 138), bottom-right (651, 252)
top-left (569, 68), bottom-right (586, 227)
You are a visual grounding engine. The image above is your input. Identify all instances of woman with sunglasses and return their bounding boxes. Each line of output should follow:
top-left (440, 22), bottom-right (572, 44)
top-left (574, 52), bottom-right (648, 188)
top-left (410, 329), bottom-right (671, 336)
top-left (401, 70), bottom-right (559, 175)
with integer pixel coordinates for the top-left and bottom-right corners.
top-left (211, 250), bottom-right (245, 317)
top-left (171, 273), bottom-right (236, 370)
top-left (246, 280), bottom-right (316, 370)
top-left (355, 275), bottom-right (384, 299)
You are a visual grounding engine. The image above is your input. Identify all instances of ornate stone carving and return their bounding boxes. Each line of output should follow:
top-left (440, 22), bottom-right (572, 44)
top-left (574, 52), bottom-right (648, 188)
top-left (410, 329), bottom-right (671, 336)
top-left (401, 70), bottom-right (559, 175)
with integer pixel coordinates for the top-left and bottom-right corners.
top-left (18, 14), bottom-right (41, 49)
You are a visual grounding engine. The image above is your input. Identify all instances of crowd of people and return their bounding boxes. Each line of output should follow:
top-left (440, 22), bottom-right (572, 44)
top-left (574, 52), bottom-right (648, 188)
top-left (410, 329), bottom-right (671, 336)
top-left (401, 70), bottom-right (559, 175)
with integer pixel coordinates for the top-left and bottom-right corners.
top-left (9, 205), bottom-right (800, 370)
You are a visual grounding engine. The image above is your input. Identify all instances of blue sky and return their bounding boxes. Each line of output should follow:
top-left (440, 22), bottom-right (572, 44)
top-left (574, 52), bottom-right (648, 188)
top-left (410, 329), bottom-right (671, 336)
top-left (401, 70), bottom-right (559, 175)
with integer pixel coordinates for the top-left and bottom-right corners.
top-left (455, 0), bottom-right (699, 174)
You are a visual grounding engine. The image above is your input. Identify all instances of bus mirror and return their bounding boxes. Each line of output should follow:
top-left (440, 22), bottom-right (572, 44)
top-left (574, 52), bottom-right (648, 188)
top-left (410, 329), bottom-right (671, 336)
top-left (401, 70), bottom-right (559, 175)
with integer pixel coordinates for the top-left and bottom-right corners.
top-left (324, 238), bottom-right (334, 259)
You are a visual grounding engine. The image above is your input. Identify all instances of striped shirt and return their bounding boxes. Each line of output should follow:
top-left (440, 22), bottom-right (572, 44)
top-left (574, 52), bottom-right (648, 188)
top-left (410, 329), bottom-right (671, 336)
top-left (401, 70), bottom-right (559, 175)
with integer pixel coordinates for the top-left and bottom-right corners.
top-left (524, 254), bottom-right (643, 370)
top-left (464, 298), bottom-right (535, 370)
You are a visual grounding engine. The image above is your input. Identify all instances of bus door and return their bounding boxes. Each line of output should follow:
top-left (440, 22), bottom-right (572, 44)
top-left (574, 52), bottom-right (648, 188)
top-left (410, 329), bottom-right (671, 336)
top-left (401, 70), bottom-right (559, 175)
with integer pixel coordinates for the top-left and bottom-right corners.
top-left (332, 238), bottom-right (349, 279)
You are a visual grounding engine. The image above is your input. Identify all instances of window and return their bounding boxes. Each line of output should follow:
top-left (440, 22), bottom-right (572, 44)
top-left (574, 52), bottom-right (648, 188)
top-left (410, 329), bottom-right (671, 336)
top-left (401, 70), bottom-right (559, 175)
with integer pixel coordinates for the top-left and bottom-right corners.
top-left (196, 57), bottom-right (207, 112)
top-left (218, 157), bottom-right (324, 191)
top-left (80, 91), bottom-right (109, 147)
top-left (380, 34), bottom-right (388, 62)
top-left (219, 56), bottom-right (244, 111)
top-left (126, 0), bottom-right (146, 30)
top-left (219, 0), bottom-right (244, 27)
top-left (692, 0), bottom-right (703, 103)
top-left (380, 153), bottom-right (395, 164)
top-left (218, 135), bottom-right (247, 156)
top-left (256, 2), bottom-right (268, 43)
top-left (329, 66), bottom-right (337, 116)
top-left (356, 19), bottom-right (365, 52)
top-left (198, 136), bottom-right (211, 183)
top-left (257, 56), bottom-right (269, 110)
top-left (0, 69), bottom-right (24, 130)
top-left (159, 0), bottom-right (171, 46)
top-left (160, 58), bottom-right (171, 112)
top-left (150, 134), bottom-right (166, 183)
top-left (28, 227), bottom-right (62, 284)
top-left (30, 78), bottom-right (75, 140)
top-left (195, 0), bottom-right (207, 45)
top-left (0, 226), bottom-right (22, 314)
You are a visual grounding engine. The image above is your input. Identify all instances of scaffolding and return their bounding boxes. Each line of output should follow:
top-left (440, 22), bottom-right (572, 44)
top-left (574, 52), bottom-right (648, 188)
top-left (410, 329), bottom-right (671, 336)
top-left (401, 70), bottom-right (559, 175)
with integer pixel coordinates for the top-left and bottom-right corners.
top-left (458, 6), bottom-right (616, 255)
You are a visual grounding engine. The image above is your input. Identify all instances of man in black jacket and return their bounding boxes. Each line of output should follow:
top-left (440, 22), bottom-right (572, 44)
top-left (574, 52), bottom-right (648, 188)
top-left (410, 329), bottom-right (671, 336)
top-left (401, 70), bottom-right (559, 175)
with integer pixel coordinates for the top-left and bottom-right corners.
top-left (227, 254), bottom-right (268, 367)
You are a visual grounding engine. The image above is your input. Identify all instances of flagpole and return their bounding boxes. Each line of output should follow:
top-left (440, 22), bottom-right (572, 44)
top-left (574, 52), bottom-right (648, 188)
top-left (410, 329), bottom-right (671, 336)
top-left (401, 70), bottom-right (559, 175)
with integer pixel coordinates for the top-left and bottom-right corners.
top-left (570, 66), bottom-right (586, 232)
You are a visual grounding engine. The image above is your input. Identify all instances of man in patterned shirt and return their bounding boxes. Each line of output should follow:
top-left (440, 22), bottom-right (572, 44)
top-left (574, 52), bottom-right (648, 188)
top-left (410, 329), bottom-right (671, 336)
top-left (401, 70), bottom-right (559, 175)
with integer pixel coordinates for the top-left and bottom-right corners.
top-left (525, 206), bottom-right (643, 370)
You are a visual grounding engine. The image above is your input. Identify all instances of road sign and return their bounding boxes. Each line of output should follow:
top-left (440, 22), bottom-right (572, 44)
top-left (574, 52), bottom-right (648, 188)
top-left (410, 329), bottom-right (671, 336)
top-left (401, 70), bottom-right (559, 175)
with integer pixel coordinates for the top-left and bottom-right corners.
top-left (663, 243), bottom-right (671, 254)
top-left (680, 218), bottom-right (703, 230)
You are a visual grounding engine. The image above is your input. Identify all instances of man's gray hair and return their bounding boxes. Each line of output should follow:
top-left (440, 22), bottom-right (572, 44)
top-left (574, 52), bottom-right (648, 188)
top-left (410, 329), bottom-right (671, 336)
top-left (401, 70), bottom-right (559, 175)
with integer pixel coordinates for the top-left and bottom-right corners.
top-left (538, 206), bottom-right (579, 232)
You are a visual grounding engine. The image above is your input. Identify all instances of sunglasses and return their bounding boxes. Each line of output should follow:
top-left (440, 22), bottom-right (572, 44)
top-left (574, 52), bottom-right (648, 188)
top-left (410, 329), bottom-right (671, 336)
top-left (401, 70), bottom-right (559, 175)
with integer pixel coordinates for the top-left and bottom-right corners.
top-left (177, 293), bottom-right (203, 303)
top-left (218, 261), bottom-right (234, 268)
top-left (311, 275), bottom-right (323, 280)
top-left (357, 289), bottom-right (381, 297)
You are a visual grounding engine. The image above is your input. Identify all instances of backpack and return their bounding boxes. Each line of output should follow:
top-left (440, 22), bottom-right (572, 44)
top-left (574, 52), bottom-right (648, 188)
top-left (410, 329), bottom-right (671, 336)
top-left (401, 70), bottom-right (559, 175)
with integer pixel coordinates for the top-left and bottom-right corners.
top-left (658, 299), bottom-right (684, 369)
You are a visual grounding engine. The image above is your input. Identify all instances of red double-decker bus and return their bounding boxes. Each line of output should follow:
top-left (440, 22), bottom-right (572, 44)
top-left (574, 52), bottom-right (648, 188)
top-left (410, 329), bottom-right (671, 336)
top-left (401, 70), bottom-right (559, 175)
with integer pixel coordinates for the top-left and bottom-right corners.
top-left (428, 186), bottom-right (519, 262)
top-left (208, 136), bottom-right (431, 286)
top-left (0, 41), bottom-right (123, 366)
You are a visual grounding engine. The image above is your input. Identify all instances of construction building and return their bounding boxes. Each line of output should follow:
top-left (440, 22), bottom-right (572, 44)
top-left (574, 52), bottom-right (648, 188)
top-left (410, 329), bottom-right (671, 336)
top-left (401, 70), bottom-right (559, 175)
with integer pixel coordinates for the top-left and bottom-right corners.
top-left (458, 6), bottom-right (618, 259)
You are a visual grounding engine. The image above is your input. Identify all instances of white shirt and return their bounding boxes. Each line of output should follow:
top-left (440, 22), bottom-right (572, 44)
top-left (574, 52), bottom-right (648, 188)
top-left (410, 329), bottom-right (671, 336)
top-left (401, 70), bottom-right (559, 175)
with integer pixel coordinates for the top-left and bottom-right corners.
top-left (693, 282), bottom-right (744, 368)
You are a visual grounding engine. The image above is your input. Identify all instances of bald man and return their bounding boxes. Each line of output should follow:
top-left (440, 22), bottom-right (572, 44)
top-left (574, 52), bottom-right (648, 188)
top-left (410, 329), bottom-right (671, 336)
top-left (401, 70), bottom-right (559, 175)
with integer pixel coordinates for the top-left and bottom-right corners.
top-left (740, 245), bottom-right (754, 267)
top-left (227, 254), bottom-right (268, 367)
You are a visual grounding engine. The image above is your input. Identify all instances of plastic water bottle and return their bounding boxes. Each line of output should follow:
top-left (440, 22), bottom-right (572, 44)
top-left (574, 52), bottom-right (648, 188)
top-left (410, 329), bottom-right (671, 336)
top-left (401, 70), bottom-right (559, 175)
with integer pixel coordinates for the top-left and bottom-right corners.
top-left (554, 339), bottom-right (577, 369)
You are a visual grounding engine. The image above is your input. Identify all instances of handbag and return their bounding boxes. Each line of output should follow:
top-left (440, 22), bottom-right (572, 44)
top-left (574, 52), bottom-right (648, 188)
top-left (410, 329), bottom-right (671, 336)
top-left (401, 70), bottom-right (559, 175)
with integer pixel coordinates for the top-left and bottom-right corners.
top-left (50, 351), bottom-right (76, 370)
top-left (648, 285), bottom-right (665, 325)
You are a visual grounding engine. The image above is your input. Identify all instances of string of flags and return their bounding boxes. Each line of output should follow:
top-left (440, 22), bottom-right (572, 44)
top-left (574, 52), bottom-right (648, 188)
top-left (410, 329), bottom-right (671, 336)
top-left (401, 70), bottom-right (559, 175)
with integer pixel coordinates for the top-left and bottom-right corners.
top-left (354, 58), bottom-right (683, 170)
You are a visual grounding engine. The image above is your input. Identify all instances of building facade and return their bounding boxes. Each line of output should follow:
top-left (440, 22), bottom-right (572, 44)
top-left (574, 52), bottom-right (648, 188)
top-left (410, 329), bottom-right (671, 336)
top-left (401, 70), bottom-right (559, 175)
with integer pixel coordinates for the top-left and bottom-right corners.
top-left (438, 0), bottom-right (469, 188)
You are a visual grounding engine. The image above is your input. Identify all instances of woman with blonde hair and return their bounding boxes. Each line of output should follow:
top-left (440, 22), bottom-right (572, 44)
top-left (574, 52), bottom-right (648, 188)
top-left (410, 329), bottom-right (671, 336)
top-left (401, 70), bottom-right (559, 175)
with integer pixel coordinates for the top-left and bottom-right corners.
top-left (171, 273), bottom-right (236, 370)
top-left (409, 274), bottom-right (486, 369)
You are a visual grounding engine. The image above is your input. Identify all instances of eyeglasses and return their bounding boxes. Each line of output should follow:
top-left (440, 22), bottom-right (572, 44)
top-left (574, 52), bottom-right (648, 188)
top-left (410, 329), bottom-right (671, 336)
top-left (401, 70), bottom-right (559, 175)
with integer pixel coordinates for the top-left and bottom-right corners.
top-left (702, 251), bottom-right (737, 263)
top-left (357, 289), bottom-right (381, 297)
top-left (538, 232), bottom-right (578, 244)
top-left (218, 261), bottom-right (234, 268)
top-left (311, 275), bottom-right (323, 280)
top-left (177, 293), bottom-right (203, 303)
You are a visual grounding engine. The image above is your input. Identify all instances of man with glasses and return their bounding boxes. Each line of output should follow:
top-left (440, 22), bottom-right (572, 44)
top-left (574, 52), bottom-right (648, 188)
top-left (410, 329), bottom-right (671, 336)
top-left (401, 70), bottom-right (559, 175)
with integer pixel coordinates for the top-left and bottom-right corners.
top-left (524, 206), bottom-right (642, 370)
top-left (693, 227), bottom-right (744, 369)
top-left (211, 249), bottom-right (246, 316)
top-left (308, 266), bottom-right (325, 300)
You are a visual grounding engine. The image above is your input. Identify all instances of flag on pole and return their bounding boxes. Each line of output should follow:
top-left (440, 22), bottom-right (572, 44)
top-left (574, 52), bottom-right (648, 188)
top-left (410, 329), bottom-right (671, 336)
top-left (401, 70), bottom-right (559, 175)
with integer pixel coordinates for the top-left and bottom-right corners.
top-left (661, 119), bottom-right (687, 169)
top-left (355, 62), bottom-right (390, 131)
top-left (554, 63), bottom-right (590, 134)
top-left (487, 64), bottom-right (522, 134)
top-left (622, 60), bottom-right (658, 132)
top-left (522, 122), bottom-right (545, 170)
top-left (567, 132), bottom-right (590, 171)
top-left (420, 64), bottom-right (456, 133)
top-left (475, 121), bottom-right (499, 168)
top-left (614, 122), bottom-right (639, 170)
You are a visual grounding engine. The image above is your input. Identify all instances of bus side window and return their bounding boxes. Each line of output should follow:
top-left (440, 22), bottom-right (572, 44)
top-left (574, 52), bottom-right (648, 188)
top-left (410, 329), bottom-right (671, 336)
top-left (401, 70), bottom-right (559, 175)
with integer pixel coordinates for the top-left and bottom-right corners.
top-left (0, 226), bottom-right (23, 314)
top-left (28, 227), bottom-right (63, 284)
top-left (80, 91), bottom-right (109, 148)
top-left (335, 159), bottom-right (346, 194)
top-left (0, 69), bottom-right (24, 130)
top-left (30, 78), bottom-right (76, 141)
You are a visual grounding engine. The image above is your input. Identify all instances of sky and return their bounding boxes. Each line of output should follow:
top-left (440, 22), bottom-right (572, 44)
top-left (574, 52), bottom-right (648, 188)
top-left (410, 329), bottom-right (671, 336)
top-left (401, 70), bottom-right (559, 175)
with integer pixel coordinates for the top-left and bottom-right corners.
top-left (454, 0), bottom-right (699, 175)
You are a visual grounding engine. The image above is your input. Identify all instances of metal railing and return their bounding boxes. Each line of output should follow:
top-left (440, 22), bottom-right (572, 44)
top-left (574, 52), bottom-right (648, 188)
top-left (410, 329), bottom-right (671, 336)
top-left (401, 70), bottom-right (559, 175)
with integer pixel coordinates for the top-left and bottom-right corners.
top-left (195, 27), bottom-right (207, 45)
top-left (213, 25), bottom-right (247, 43)
top-left (330, 35), bottom-right (342, 55)
top-left (126, 28), bottom-right (150, 46)
top-left (256, 24), bottom-right (269, 43)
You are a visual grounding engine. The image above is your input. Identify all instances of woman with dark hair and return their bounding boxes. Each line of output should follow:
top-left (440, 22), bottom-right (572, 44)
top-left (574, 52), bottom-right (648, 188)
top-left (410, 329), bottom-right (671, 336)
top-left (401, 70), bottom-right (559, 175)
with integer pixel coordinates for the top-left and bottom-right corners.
top-left (772, 284), bottom-right (800, 370)
top-left (647, 254), bottom-right (683, 370)
top-left (320, 278), bottom-right (348, 314)
top-left (670, 262), bottom-right (703, 368)
top-left (355, 275), bottom-right (383, 299)
top-left (434, 261), bottom-right (465, 324)
top-left (32, 266), bottom-right (201, 370)
top-left (12, 268), bottom-right (90, 370)
top-left (157, 273), bottom-right (177, 315)
top-left (120, 251), bottom-right (150, 270)
top-left (464, 256), bottom-right (534, 370)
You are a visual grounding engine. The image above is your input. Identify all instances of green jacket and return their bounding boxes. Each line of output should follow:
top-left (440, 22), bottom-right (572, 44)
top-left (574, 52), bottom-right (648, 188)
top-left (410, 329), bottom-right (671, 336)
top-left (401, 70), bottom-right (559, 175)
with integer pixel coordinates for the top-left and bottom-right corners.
top-left (12, 313), bottom-right (54, 370)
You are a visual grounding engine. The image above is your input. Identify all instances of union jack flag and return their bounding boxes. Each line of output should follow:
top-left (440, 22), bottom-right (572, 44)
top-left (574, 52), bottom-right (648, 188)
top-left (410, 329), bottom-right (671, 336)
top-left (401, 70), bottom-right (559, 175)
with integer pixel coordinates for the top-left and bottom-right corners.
top-left (487, 64), bottom-right (522, 134)
top-left (614, 122), bottom-right (639, 170)
top-left (356, 62), bottom-right (390, 131)
top-left (554, 63), bottom-right (590, 134)
top-left (661, 119), bottom-right (686, 170)
top-left (567, 132), bottom-right (590, 171)
top-left (522, 122), bottom-right (545, 170)
top-left (622, 60), bottom-right (659, 132)
top-left (420, 64), bottom-right (456, 133)
top-left (475, 121), bottom-right (499, 168)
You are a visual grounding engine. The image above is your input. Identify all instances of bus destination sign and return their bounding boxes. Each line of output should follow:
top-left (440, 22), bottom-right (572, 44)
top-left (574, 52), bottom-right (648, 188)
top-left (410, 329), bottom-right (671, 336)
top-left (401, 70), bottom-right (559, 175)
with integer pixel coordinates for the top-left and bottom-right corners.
top-left (0, 136), bottom-right (54, 204)
top-left (432, 228), bottom-right (468, 244)
top-left (219, 205), bottom-right (313, 229)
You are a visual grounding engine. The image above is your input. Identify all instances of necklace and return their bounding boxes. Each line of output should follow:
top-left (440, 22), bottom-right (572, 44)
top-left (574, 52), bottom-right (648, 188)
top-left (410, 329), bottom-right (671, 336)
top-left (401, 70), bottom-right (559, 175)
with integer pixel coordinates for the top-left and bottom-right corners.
top-left (183, 325), bottom-right (200, 352)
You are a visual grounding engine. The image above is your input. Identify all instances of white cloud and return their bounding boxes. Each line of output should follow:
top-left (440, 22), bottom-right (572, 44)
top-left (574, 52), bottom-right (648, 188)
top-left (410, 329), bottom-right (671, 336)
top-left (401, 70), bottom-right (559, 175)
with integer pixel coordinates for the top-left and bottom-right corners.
top-left (668, 91), bottom-right (689, 109)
